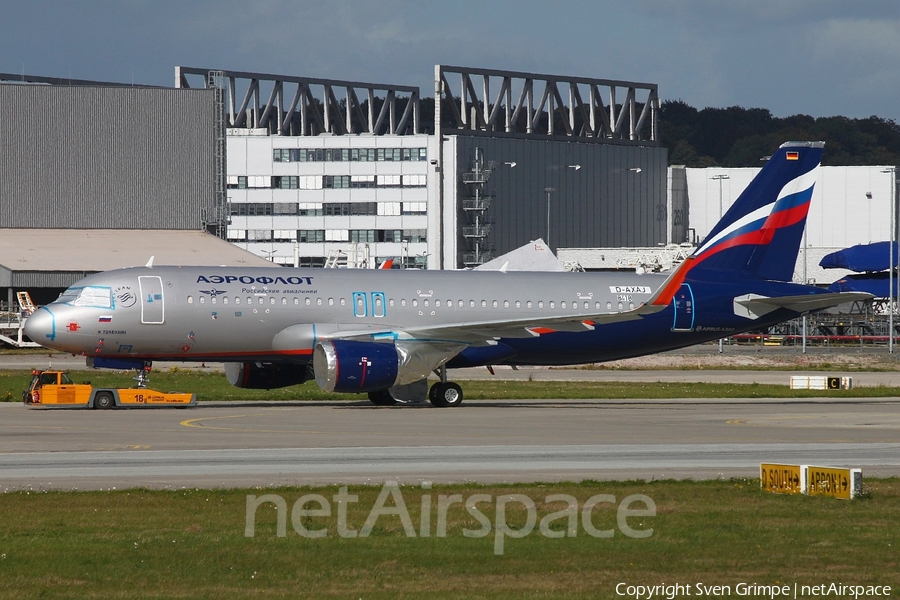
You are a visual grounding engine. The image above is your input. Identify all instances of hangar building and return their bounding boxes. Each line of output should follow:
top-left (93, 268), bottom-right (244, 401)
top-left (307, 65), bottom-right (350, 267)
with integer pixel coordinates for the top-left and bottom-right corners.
top-left (176, 66), bottom-right (666, 270)
top-left (0, 73), bottom-right (272, 311)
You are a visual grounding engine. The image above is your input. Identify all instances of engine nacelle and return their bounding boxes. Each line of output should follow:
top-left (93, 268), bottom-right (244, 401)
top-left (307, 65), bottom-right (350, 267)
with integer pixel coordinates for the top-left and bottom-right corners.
top-left (224, 362), bottom-right (312, 389)
top-left (313, 340), bottom-right (399, 393)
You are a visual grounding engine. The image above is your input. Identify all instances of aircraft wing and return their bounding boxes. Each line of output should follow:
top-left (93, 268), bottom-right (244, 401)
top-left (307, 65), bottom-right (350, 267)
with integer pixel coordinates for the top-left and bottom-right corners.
top-left (397, 301), bottom-right (668, 344)
top-left (313, 302), bottom-right (668, 346)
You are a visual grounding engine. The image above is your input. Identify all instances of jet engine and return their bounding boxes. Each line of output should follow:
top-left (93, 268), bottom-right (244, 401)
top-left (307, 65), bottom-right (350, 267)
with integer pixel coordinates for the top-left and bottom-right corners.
top-left (313, 340), bottom-right (399, 393)
top-left (224, 362), bottom-right (312, 389)
top-left (313, 338), bottom-right (468, 394)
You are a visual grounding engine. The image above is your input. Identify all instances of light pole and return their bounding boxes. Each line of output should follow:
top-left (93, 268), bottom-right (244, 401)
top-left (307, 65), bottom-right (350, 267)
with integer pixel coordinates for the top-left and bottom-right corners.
top-left (711, 174), bottom-right (729, 353)
top-left (544, 187), bottom-right (555, 249)
top-left (711, 174), bottom-right (730, 220)
top-left (883, 168), bottom-right (897, 353)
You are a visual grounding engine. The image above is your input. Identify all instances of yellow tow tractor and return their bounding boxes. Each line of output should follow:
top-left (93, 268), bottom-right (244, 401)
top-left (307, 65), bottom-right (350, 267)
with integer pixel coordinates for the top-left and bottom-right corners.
top-left (23, 368), bottom-right (196, 409)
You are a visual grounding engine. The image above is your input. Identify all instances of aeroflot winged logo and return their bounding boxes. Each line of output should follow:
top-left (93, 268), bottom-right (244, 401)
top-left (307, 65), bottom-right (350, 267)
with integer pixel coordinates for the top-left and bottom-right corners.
top-left (196, 274), bottom-right (315, 285)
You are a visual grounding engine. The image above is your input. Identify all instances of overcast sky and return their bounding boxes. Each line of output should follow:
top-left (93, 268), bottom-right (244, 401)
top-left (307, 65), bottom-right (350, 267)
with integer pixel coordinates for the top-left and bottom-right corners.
top-left (3, 1), bottom-right (899, 122)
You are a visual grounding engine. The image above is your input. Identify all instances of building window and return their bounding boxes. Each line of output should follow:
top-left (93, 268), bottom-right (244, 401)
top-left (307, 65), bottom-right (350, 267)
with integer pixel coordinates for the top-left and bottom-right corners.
top-left (298, 230), bottom-right (325, 243)
top-left (273, 176), bottom-right (299, 189)
top-left (403, 174), bottom-right (427, 187)
top-left (401, 202), bottom-right (427, 215)
top-left (324, 175), bottom-right (350, 189)
top-left (272, 147), bottom-right (426, 163)
top-left (273, 229), bottom-right (297, 242)
top-left (299, 203), bottom-right (323, 217)
top-left (350, 230), bottom-right (376, 243)
top-left (227, 175), bottom-right (248, 189)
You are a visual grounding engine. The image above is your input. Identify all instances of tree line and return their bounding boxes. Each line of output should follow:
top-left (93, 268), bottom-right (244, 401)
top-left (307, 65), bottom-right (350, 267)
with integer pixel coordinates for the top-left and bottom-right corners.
top-left (660, 99), bottom-right (900, 167)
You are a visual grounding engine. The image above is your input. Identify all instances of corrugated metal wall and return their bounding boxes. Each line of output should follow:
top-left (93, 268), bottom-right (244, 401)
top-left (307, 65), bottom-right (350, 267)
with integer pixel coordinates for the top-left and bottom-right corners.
top-left (0, 85), bottom-right (216, 229)
top-left (453, 136), bottom-right (667, 263)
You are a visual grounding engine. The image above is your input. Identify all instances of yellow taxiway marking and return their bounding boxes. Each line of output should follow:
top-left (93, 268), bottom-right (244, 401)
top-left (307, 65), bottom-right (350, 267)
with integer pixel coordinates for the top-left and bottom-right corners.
top-left (179, 412), bottom-right (402, 436)
top-left (179, 413), bottom-right (330, 434)
top-left (180, 413), bottom-right (258, 429)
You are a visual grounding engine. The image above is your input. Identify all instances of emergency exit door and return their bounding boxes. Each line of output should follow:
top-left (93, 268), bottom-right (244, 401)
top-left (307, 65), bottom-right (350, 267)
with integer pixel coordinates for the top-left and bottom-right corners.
top-left (672, 284), bottom-right (694, 331)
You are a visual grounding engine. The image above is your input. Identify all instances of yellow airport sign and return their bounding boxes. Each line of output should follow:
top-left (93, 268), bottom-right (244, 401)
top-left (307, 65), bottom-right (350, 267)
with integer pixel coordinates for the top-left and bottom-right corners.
top-left (760, 463), bottom-right (804, 494)
top-left (806, 466), bottom-right (862, 500)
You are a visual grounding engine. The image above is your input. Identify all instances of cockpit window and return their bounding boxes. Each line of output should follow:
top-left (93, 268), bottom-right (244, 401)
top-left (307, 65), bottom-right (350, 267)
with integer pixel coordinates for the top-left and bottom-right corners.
top-left (57, 286), bottom-right (113, 309)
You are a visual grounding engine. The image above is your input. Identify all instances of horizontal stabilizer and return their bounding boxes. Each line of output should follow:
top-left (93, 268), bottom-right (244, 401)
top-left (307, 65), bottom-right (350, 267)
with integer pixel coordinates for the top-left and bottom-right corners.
top-left (734, 292), bottom-right (872, 320)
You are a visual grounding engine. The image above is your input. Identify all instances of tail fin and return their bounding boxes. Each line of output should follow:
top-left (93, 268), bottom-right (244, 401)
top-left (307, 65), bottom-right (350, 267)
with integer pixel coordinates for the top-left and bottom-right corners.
top-left (651, 141), bottom-right (823, 306)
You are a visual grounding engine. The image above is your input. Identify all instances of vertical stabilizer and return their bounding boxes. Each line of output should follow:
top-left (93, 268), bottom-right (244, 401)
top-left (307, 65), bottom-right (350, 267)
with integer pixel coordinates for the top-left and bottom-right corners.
top-left (651, 141), bottom-right (823, 306)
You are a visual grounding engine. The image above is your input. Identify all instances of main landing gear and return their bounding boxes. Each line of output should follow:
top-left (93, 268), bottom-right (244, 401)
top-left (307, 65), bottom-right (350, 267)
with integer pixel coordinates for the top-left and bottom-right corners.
top-left (428, 365), bottom-right (463, 408)
top-left (366, 365), bottom-right (464, 408)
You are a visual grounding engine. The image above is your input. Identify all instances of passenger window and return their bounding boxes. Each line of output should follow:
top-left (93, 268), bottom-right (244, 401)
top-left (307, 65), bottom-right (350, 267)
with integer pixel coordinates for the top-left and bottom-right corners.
top-left (561, 301), bottom-right (566, 309)
top-left (607, 302), bottom-right (612, 310)
top-left (235, 297), bottom-right (241, 305)
top-left (526, 301), bottom-right (532, 309)
top-left (211, 297), bottom-right (217, 304)
top-left (401, 299), bottom-right (407, 307)
top-left (492, 300), bottom-right (498, 308)
top-left (435, 300), bottom-right (441, 307)
top-left (328, 298), bottom-right (334, 306)
top-left (538, 301), bottom-right (543, 309)
top-left (412, 299), bottom-right (418, 307)
top-left (340, 298), bottom-right (346, 306)
top-left (481, 300), bottom-right (486, 308)
top-left (199, 296), bottom-right (206, 304)
top-left (223, 297), bottom-right (229, 305)
top-left (305, 298), bottom-right (311, 306)
top-left (258, 297), bottom-right (264, 305)
top-left (282, 298), bottom-right (287, 305)
top-left (187, 296), bottom-right (194, 304)
top-left (317, 298), bottom-right (323, 306)
top-left (618, 302), bottom-right (623, 310)
top-left (550, 301), bottom-right (555, 309)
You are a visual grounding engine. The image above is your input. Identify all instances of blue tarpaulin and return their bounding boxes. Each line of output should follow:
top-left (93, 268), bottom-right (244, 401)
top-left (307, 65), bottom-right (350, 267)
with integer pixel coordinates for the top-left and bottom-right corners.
top-left (828, 272), bottom-right (899, 298)
top-left (820, 241), bottom-right (899, 272)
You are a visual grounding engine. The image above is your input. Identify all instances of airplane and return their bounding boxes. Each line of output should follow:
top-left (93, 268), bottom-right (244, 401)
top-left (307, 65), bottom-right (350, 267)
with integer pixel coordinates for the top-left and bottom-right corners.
top-left (24, 141), bottom-right (870, 407)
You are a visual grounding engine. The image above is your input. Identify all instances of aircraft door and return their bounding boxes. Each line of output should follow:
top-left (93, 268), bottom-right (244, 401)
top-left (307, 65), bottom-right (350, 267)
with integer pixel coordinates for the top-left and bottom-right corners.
top-left (672, 284), bottom-right (694, 331)
top-left (139, 276), bottom-right (165, 324)
top-left (353, 292), bottom-right (368, 317)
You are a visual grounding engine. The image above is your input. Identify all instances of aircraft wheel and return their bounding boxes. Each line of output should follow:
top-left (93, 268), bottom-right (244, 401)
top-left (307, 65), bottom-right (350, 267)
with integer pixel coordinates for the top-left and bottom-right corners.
top-left (94, 392), bottom-right (115, 410)
top-left (367, 389), bottom-right (398, 406)
top-left (429, 382), bottom-right (463, 408)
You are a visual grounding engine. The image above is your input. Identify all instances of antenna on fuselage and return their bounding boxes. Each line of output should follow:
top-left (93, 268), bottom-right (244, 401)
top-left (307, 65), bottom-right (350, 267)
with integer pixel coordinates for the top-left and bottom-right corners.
top-left (145, 256), bottom-right (155, 268)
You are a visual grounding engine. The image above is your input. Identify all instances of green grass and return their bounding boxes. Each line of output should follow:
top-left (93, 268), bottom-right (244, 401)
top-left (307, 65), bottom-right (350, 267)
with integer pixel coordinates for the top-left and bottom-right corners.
top-left (0, 479), bottom-right (896, 599)
top-left (3, 368), bottom-right (900, 402)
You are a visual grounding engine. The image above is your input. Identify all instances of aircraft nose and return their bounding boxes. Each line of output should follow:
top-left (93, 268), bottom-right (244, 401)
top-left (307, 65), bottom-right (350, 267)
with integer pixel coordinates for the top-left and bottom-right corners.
top-left (23, 309), bottom-right (55, 345)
